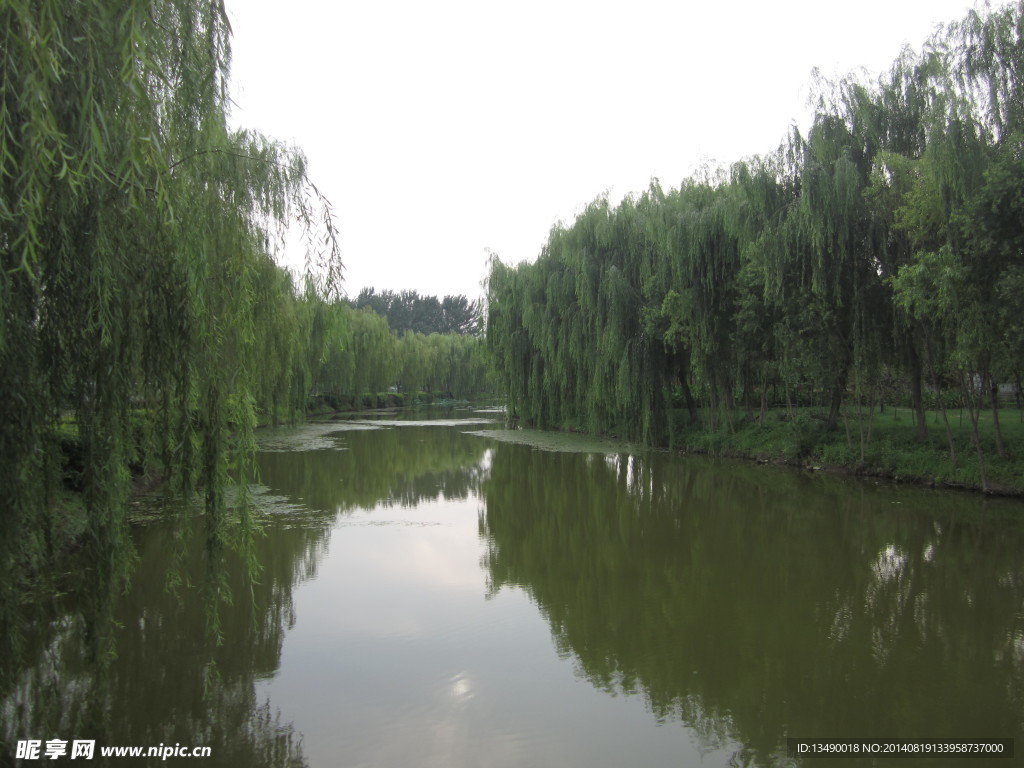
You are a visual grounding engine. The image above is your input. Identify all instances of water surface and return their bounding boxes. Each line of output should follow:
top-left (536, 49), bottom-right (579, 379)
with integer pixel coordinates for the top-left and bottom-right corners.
top-left (4, 408), bottom-right (1023, 766)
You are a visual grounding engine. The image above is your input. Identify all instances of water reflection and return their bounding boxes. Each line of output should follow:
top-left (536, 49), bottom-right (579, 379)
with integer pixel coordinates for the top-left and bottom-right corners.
top-left (0, 510), bottom-right (319, 767)
top-left (4, 414), bottom-right (1023, 768)
top-left (256, 422), bottom-right (492, 513)
top-left (479, 444), bottom-right (1024, 765)
top-left (1, 415), bottom-right (497, 767)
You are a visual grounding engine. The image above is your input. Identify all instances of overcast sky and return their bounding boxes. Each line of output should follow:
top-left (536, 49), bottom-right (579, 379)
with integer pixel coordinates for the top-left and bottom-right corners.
top-left (227, 0), bottom-right (982, 302)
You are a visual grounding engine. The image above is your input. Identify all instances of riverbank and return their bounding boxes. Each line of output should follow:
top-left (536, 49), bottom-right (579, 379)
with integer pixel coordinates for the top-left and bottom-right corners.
top-left (665, 405), bottom-right (1024, 497)
top-left (46, 399), bottom-right (1021, 567)
top-left (316, 399), bottom-right (1024, 497)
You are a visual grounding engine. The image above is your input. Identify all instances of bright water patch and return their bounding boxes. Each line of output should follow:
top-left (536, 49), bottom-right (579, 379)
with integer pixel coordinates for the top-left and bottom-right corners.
top-left (348, 417), bottom-right (499, 428)
top-left (464, 427), bottom-right (641, 455)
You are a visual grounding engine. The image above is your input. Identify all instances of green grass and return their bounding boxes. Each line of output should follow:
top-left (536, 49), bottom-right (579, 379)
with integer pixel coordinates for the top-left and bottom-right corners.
top-left (669, 404), bottom-right (1024, 495)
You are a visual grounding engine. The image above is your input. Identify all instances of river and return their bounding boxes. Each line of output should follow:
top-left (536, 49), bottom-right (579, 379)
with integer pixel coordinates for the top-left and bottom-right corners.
top-left (3, 407), bottom-right (1023, 766)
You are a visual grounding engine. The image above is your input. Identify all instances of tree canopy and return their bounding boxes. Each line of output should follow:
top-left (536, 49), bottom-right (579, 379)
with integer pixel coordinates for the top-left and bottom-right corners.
top-left (486, 1), bottom-right (1024, 490)
top-left (1, 0), bottom-right (495, 655)
top-left (351, 288), bottom-right (482, 336)
top-left (1, 0), bottom-right (343, 639)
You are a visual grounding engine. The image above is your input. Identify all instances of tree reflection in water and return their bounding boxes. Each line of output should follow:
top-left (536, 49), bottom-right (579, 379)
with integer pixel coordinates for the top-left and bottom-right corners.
top-left (1, 508), bottom-right (320, 768)
top-left (480, 444), bottom-right (1024, 766)
top-left (1, 416), bottom-right (497, 768)
top-left (5, 417), bottom-right (1023, 768)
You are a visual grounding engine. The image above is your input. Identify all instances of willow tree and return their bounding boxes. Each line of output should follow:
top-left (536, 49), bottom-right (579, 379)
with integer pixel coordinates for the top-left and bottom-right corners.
top-left (657, 175), bottom-right (750, 427)
top-left (634, 183), bottom-right (698, 426)
top-left (881, 2), bottom-right (1024, 478)
top-left (946, 3), bottom-right (1023, 459)
top-left (728, 154), bottom-right (798, 423)
top-left (485, 255), bottom-right (538, 425)
top-left (485, 1), bottom-right (1023, 461)
top-left (962, 133), bottom-right (1024, 440)
top-left (1, 0), bottom-right (341, 641)
top-left (485, 193), bottom-right (675, 443)
top-left (561, 196), bottom-right (662, 441)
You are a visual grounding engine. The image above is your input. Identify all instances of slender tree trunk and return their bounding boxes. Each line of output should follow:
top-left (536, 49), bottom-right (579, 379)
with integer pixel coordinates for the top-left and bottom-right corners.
top-left (679, 349), bottom-right (699, 423)
top-left (704, 383), bottom-right (715, 432)
top-left (827, 379), bottom-right (845, 430)
top-left (743, 362), bottom-right (754, 421)
top-left (758, 370), bottom-right (769, 425)
top-left (938, 396), bottom-right (957, 467)
top-left (908, 338), bottom-right (928, 440)
top-left (988, 372), bottom-right (1008, 459)
top-left (720, 372), bottom-right (736, 434)
top-left (925, 348), bottom-right (957, 469)
top-left (678, 374), bottom-right (698, 423)
top-left (855, 369), bottom-right (863, 459)
top-left (863, 388), bottom-right (877, 465)
top-left (959, 371), bottom-right (988, 492)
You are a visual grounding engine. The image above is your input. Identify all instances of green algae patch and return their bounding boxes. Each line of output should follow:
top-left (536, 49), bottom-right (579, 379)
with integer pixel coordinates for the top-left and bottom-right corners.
top-left (257, 421), bottom-right (385, 453)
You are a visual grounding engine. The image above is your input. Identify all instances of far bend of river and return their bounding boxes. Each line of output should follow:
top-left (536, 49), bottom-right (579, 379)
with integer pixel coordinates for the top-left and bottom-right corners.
top-left (4, 407), bottom-right (1024, 767)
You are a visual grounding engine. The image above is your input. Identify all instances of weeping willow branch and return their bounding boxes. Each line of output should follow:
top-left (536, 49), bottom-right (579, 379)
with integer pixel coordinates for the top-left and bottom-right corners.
top-left (486, 1), bottom-right (1024, 463)
top-left (165, 144), bottom-right (343, 298)
top-left (0, 0), bottom-right (345, 640)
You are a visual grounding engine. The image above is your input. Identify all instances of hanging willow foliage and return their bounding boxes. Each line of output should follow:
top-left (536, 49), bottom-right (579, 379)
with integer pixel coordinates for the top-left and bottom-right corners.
top-left (486, 1), bottom-right (1024, 465)
top-left (0, 0), bottom-right (341, 642)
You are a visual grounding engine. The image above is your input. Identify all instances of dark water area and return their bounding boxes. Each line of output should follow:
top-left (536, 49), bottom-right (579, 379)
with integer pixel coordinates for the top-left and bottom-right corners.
top-left (3, 408), bottom-right (1024, 766)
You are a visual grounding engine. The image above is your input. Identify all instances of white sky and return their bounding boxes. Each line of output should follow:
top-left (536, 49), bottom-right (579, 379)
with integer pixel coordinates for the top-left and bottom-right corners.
top-left (227, 0), bottom-right (983, 302)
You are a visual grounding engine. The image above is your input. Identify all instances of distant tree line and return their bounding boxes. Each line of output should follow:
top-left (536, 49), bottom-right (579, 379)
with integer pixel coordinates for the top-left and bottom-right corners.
top-left (296, 291), bottom-right (492, 407)
top-left (351, 288), bottom-right (482, 336)
top-left (486, 2), bottom-right (1024, 490)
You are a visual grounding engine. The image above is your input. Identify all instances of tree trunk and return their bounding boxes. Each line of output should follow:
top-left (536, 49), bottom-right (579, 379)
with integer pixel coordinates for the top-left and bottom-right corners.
top-left (925, 347), bottom-right (957, 469)
top-left (758, 371), bottom-right (769, 425)
top-left (908, 338), bottom-right (928, 440)
top-left (827, 377), bottom-right (845, 430)
top-left (682, 378), bottom-right (698, 423)
top-left (742, 362), bottom-right (754, 422)
top-left (720, 372), bottom-right (736, 434)
top-left (863, 390), bottom-right (877, 466)
top-left (678, 348), bottom-right (699, 423)
top-left (989, 372), bottom-right (1008, 459)
top-left (959, 371), bottom-right (988, 493)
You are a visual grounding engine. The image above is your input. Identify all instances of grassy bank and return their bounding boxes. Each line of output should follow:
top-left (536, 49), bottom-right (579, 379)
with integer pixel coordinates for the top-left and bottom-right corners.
top-left (666, 404), bottom-right (1024, 496)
